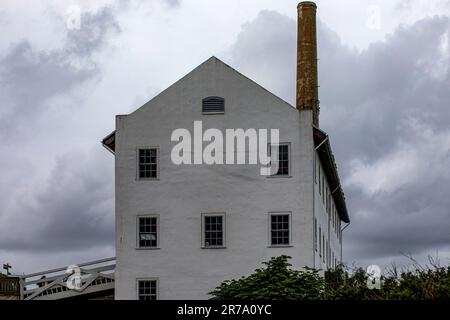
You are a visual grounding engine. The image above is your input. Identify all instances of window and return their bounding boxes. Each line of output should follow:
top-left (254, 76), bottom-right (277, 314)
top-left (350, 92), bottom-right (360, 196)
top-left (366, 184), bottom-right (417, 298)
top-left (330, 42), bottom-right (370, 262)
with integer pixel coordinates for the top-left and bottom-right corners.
top-left (327, 240), bottom-right (330, 267)
top-left (338, 220), bottom-right (341, 240)
top-left (202, 96), bottom-right (225, 114)
top-left (269, 213), bottom-right (291, 246)
top-left (322, 176), bottom-right (325, 203)
top-left (335, 209), bottom-right (338, 231)
top-left (314, 155), bottom-right (317, 184)
top-left (322, 235), bottom-right (325, 263)
top-left (318, 166), bottom-right (321, 194)
top-left (137, 279), bottom-right (157, 300)
top-left (138, 148), bottom-right (159, 179)
top-left (334, 208), bottom-right (337, 230)
top-left (319, 227), bottom-right (322, 257)
top-left (269, 143), bottom-right (290, 176)
top-left (330, 206), bottom-right (333, 227)
top-left (202, 213), bottom-right (225, 248)
top-left (336, 211), bottom-right (339, 231)
top-left (138, 216), bottom-right (158, 248)
top-left (328, 193), bottom-right (332, 215)
top-left (314, 218), bottom-right (317, 251)
top-left (334, 209), bottom-right (336, 230)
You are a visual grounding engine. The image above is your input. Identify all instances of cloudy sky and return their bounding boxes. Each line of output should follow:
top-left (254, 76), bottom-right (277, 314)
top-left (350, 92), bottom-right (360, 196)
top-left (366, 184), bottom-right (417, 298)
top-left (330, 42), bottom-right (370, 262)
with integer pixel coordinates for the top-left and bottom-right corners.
top-left (0, 0), bottom-right (449, 275)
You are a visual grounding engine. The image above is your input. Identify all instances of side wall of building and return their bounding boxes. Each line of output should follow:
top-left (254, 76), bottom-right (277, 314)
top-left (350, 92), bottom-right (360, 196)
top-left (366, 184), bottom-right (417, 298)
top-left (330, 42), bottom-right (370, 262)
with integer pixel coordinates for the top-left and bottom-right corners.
top-left (313, 151), bottom-right (342, 270)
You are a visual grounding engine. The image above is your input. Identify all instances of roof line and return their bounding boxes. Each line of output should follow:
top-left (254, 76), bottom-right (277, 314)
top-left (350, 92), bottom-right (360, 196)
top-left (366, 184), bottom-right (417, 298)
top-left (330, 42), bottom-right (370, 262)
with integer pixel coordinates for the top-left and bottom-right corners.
top-left (313, 126), bottom-right (350, 223)
top-left (127, 56), bottom-right (296, 116)
top-left (215, 57), bottom-right (296, 111)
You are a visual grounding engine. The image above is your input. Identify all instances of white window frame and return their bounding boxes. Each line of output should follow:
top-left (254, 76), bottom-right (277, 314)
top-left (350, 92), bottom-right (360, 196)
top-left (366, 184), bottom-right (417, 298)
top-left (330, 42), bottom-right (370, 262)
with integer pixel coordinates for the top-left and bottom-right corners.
top-left (136, 278), bottom-right (158, 301)
top-left (268, 212), bottom-right (292, 247)
top-left (136, 146), bottom-right (160, 180)
top-left (136, 214), bottom-right (160, 249)
top-left (267, 142), bottom-right (291, 178)
top-left (201, 212), bottom-right (226, 249)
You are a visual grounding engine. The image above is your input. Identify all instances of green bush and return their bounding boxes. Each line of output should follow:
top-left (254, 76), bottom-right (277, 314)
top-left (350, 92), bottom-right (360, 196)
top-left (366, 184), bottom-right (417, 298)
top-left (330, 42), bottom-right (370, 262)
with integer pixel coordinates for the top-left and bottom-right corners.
top-left (209, 255), bottom-right (324, 300)
top-left (209, 255), bottom-right (450, 300)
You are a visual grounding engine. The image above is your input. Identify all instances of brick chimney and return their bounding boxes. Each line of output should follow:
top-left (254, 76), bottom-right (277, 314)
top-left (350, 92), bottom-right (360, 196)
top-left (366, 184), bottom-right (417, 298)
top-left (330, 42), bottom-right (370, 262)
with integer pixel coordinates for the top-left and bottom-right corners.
top-left (296, 1), bottom-right (319, 126)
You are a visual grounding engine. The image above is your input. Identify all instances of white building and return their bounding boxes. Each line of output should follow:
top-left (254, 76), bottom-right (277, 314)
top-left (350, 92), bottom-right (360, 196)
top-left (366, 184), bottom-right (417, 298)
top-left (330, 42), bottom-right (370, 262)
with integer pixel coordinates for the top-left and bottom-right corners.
top-left (102, 2), bottom-right (349, 300)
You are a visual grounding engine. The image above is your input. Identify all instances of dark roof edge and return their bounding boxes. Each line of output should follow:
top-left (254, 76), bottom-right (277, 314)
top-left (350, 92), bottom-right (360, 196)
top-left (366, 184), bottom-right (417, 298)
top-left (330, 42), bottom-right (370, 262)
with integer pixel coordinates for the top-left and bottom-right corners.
top-left (102, 130), bottom-right (116, 154)
top-left (313, 126), bottom-right (350, 223)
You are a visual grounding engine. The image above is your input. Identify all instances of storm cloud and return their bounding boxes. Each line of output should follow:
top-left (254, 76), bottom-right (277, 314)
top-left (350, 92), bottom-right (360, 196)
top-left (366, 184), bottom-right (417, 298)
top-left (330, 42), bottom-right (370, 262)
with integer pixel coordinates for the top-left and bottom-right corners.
top-left (0, 7), bottom-right (120, 139)
top-left (0, 1), bottom-right (449, 274)
top-left (0, 151), bottom-right (114, 252)
top-left (230, 10), bottom-right (450, 266)
top-left (0, 5), bottom-right (120, 270)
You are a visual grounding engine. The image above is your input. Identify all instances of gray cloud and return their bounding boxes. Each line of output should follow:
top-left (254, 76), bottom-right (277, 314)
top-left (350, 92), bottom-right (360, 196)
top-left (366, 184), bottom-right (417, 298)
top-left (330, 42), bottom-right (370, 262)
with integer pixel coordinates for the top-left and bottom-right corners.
top-left (230, 10), bottom-right (450, 266)
top-left (0, 150), bottom-right (114, 252)
top-left (0, 7), bottom-right (120, 140)
top-left (1, 2), bottom-right (449, 273)
top-left (230, 10), bottom-right (296, 105)
top-left (0, 5), bottom-right (120, 265)
top-left (0, 0), bottom-right (179, 273)
top-left (165, 0), bottom-right (181, 7)
top-left (65, 7), bottom-right (121, 58)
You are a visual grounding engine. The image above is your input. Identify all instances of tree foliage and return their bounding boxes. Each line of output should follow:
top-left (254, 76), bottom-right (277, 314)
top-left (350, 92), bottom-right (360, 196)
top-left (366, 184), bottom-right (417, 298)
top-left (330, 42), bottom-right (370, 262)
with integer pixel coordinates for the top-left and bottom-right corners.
top-left (209, 255), bottom-right (323, 300)
top-left (209, 255), bottom-right (450, 300)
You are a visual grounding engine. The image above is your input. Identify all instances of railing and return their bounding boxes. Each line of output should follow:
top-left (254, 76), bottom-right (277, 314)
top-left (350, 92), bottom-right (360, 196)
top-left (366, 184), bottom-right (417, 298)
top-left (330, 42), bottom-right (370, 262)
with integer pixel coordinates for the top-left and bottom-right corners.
top-left (19, 257), bottom-right (115, 300)
top-left (0, 276), bottom-right (20, 296)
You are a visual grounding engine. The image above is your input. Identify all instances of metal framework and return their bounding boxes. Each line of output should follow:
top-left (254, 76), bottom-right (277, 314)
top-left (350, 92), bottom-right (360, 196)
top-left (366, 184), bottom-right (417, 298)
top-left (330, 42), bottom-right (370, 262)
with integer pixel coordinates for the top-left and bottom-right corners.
top-left (19, 257), bottom-right (115, 300)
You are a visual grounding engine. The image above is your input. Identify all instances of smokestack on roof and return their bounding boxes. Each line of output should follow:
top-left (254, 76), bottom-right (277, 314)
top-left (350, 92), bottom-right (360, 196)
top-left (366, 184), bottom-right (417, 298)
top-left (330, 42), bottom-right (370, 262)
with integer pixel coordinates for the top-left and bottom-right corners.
top-left (296, 1), bottom-right (319, 126)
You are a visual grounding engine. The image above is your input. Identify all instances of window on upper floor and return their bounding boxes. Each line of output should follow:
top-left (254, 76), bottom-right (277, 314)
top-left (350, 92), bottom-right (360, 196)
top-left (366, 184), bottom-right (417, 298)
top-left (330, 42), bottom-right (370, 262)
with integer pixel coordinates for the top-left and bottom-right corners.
top-left (138, 216), bottom-right (159, 248)
top-left (322, 176), bottom-right (325, 203)
top-left (338, 220), bottom-right (341, 240)
top-left (137, 279), bottom-right (158, 300)
top-left (269, 143), bottom-right (290, 177)
top-left (319, 226), bottom-right (322, 257)
top-left (202, 213), bottom-right (225, 248)
top-left (331, 206), bottom-right (333, 227)
top-left (318, 166), bottom-right (321, 194)
top-left (322, 235), bottom-right (325, 263)
top-left (314, 218), bottom-right (317, 251)
top-left (202, 96), bottom-right (225, 114)
top-left (269, 213), bottom-right (291, 246)
top-left (335, 209), bottom-right (338, 231)
top-left (333, 209), bottom-right (336, 230)
top-left (314, 155), bottom-right (317, 184)
top-left (138, 148), bottom-right (159, 179)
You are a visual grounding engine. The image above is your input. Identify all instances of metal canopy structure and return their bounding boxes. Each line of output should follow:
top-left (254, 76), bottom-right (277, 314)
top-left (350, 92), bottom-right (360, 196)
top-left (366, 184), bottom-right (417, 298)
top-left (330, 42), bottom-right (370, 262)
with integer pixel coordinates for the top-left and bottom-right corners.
top-left (18, 257), bottom-right (115, 300)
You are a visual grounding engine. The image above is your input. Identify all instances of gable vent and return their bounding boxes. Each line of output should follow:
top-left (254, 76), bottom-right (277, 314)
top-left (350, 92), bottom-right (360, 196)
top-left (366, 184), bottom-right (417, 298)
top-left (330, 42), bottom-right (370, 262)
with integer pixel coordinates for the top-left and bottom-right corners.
top-left (202, 96), bottom-right (225, 114)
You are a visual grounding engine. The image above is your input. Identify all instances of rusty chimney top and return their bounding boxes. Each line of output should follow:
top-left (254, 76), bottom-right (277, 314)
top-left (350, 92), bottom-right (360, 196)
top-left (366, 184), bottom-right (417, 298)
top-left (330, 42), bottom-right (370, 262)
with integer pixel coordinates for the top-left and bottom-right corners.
top-left (296, 1), bottom-right (319, 126)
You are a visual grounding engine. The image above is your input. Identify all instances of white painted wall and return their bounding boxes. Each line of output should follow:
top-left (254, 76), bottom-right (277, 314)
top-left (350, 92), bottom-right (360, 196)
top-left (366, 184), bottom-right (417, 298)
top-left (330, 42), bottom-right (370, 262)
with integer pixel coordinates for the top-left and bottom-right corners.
top-left (114, 57), bottom-right (320, 299)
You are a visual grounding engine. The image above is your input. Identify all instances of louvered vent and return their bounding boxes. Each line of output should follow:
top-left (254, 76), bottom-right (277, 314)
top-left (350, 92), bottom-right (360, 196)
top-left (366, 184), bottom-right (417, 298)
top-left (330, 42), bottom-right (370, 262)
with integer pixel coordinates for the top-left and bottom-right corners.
top-left (202, 96), bottom-right (225, 114)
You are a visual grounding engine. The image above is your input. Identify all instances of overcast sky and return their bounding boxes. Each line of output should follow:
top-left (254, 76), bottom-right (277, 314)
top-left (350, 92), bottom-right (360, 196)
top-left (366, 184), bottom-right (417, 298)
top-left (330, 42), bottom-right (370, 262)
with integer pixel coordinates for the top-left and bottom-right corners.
top-left (0, 0), bottom-right (449, 275)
